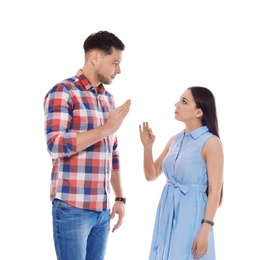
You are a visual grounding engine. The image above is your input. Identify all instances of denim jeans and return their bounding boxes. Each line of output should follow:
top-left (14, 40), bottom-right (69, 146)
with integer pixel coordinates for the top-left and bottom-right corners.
top-left (52, 199), bottom-right (110, 260)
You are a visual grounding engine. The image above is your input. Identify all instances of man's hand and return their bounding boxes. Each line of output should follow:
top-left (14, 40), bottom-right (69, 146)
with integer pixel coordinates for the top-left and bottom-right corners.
top-left (110, 201), bottom-right (125, 232)
top-left (104, 99), bottom-right (131, 135)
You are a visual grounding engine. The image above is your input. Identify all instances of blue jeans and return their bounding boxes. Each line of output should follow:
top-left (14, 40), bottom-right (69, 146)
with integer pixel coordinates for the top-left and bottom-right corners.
top-left (52, 199), bottom-right (110, 260)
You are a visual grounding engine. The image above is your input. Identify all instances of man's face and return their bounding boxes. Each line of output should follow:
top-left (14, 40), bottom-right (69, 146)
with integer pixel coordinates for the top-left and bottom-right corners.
top-left (96, 47), bottom-right (123, 85)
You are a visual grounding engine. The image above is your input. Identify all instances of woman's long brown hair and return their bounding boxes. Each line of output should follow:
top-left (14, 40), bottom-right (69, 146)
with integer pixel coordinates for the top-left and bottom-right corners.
top-left (189, 86), bottom-right (223, 206)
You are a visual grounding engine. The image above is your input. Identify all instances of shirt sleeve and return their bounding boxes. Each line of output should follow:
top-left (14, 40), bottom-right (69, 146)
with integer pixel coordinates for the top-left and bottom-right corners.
top-left (43, 83), bottom-right (77, 159)
top-left (112, 134), bottom-right (120, 171)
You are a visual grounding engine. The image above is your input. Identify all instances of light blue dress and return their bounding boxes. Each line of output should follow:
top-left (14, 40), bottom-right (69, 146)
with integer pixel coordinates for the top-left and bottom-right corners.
top-left (149, 126), bottom-right (216, 260)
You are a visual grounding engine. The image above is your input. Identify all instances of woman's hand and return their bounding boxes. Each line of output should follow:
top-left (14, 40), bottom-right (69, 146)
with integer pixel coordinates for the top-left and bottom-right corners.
top-left (191, 229), bottom-right (209, 259)
top-left (139, 122), bottom-right (155, 147)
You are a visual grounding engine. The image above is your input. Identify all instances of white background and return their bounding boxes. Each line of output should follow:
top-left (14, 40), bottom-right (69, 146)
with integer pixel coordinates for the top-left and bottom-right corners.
top-left (1, 0), bottom-right (264, 259)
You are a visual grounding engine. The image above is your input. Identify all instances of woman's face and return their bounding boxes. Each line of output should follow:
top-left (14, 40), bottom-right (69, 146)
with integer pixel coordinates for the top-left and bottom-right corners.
top-left (174, 89), bottom-right (201, 122)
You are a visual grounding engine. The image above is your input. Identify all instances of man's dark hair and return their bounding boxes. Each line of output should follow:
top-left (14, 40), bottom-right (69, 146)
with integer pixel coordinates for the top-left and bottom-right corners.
top-left (83, 30), bottom-right (125, 55)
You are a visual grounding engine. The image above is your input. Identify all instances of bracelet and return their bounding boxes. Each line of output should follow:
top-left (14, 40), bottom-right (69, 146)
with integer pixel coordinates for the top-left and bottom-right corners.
top-left (115, 197), bottom-right (126, 204)
top-left (201, 219), bottom-right (214, 226)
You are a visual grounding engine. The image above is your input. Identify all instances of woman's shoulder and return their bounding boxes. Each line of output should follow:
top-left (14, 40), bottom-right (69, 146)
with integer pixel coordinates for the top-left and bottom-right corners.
top-left (203, 135), bottom-right (223, 153)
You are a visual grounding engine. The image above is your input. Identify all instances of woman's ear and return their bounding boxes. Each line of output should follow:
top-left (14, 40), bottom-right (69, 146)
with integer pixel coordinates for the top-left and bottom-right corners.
top-left (196, 109), bottom-right (203, 119)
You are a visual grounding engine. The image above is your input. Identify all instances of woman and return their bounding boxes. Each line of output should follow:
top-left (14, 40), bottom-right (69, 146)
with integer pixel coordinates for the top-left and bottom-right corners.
top-left (139, 86), bottom-right (224, 259)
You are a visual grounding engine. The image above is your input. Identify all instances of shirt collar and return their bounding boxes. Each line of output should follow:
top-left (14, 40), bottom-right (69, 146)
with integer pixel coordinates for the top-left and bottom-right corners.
top-left (187, 126), bottom-right (209, 140)
top-left (76, 69), bottom-right (106, 94)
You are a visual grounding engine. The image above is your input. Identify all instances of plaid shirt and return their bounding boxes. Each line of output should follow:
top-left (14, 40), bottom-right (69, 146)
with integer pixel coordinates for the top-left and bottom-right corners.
top-left (43, 69), bottom-right (120, 211)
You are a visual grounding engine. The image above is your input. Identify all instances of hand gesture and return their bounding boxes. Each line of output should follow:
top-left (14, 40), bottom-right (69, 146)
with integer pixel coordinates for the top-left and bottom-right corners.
top-left (139, 122), bottom-right (155, 147)
top-left (104, 99), bottom-right (131, 135)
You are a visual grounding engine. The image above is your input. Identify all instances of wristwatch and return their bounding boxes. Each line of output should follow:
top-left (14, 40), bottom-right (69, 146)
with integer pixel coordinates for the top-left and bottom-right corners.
top-left (115, 197), bottom-right (126, 204)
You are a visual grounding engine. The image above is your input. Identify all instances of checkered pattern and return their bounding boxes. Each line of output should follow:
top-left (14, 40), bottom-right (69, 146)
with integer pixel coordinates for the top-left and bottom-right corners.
top-left (43, 69), bottom-right (120, 211)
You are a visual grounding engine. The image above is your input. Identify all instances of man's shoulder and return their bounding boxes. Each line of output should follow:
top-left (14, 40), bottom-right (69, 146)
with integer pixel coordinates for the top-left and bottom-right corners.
top-left (57, 75), bottom-right (77, 88)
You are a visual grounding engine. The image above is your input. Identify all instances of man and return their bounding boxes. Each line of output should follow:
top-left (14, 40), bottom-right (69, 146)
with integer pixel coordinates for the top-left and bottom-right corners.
top-left (43, 31), bottom-right (131, 260)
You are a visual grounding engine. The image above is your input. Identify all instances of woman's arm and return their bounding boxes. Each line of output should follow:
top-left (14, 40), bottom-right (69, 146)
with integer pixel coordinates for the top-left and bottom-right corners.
top-left (139, 122), bottom-right (175, 181)
top-left (192, 136), bottom-right (224, 259)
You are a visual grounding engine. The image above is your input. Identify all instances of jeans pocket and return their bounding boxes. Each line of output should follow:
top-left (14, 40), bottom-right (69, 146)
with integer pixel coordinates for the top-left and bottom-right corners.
top-left (53, 199), bottom-right (71, 209)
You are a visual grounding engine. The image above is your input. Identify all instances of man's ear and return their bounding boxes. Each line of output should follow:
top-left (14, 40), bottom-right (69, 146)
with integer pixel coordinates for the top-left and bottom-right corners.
top-left (90, 50), bottom-right (99, 66)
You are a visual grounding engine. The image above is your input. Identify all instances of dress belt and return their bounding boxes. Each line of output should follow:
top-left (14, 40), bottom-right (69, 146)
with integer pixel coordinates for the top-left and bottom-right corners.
top-left (167, 180), bottom-right (207, 194)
